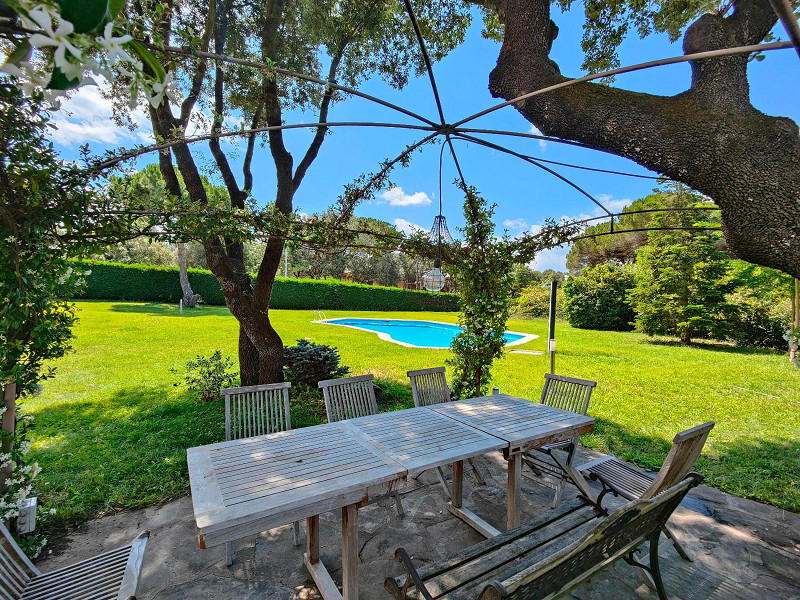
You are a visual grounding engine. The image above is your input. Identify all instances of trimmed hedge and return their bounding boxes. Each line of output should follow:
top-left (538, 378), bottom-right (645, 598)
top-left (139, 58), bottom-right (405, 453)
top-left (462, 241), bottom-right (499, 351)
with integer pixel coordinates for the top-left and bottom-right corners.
top-left (74, 260), bottom-right (458, 311)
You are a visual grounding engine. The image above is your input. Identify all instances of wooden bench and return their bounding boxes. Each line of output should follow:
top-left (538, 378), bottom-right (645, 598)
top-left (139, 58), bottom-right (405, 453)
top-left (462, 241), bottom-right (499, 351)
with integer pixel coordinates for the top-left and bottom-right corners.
top-left (385, 473), bottom-right (703, 600)
top-left (0, 523), bottom-right (148, 600)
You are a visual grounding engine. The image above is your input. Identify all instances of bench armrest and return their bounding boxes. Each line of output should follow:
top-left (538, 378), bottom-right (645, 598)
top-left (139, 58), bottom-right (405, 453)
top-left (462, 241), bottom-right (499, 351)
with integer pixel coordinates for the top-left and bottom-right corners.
top-left (385, 548), bottom-right (434, 600)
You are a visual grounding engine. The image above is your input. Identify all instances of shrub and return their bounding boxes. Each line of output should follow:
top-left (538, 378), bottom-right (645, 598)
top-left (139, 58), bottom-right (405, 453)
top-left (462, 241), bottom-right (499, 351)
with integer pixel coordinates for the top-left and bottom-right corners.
top-left (727, 293), bottom-right (791, 350)
top-left (563, 264), bottom-right (636, 330)
top-left (283, 339), bottom-right (350, 388)
top-left (73, 259), bottom-right (458, 311)
top-left (513, 285), bottom-right (563, 319)
top-left (173, 351), bottom-right (237, 402)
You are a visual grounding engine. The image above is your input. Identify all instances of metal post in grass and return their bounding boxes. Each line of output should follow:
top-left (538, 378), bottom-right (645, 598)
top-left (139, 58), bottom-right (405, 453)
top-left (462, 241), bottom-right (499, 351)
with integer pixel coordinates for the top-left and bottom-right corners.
top-left (548, 280), bottom-right (557, 374)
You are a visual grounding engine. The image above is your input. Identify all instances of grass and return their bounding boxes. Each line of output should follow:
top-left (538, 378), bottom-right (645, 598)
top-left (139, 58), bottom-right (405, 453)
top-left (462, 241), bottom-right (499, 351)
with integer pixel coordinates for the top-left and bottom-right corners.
top-left (26, 300), bottom-right (800, 532)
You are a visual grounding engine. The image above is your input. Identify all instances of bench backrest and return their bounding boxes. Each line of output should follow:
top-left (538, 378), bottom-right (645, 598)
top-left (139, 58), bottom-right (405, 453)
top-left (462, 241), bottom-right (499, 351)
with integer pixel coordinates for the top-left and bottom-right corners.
top-left (407, 367), bottom-right (450, 407)
top-left (642, 421), bottom-right (714, 499)
top-left (319, 374), bottom-right (378, 422)
top-left (0, 521), bottom-right (39, 600)
top-left (222, 382), bottom-right (292, 441)
top-left (482, 474), bottom-right (703, 600)
top-left (539, 374), bottom-right (596, 416)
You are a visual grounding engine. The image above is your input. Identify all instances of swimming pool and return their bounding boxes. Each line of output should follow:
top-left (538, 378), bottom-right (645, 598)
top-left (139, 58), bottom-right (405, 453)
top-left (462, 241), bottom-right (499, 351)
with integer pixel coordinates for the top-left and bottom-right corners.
top-left (316, 318), bottom-right (537, 349)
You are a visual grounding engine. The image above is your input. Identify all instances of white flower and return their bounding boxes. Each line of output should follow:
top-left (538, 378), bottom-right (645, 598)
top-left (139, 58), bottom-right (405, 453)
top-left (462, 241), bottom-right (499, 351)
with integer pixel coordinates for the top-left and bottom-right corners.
top-left (145, 71), bottom-right (177, 108)
top-left (28, 10), bottom-right (83, 75)
top-left (98, 23), bottom-right (134, 64)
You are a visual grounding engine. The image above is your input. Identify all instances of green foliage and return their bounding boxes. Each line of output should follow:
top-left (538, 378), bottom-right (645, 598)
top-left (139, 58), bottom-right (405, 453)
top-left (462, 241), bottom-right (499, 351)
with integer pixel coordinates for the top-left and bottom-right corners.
top-left (101, 237), bottom-right (176, 266)
top-left (628, 210), bottom-right (734, 344)
top-left (566, 190), bottom-right (712, 274)
top-left (173, 351), bottom-right (236, 402)
top-left (727, 293), bottom-right (791, 350)
top-left (282, 339), bottom-right (350, 389)
top-left (513, 286), bottom-right (564, 319)
top-left (563, 264), bottom-right (635, 331)
top-left (448, 186), bottom-right (515, 399)
top-left (74, 259), bottom-right (459, 311)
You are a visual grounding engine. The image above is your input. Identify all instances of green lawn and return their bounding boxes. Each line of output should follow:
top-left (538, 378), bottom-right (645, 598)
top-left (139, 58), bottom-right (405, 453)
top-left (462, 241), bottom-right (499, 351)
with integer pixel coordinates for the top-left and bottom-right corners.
top-left (27, 300), bottom-right (800, 531)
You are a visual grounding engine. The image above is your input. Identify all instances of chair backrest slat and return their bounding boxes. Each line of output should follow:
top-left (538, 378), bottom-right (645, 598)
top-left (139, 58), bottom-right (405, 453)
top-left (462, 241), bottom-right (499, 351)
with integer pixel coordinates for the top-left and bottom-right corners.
top-left (540, 373), bottom-right (596, 416)
top-left (642, 422), bottom-right (714, 499)
top-left (0, 521), bottom-right (38, 600)
top-left (222, 382), bottom-right (292, 441)
top-left (319, 374), bottom-right (378, 422)
top-left (497, 474), bottom-right (703, 599)
top-left (407, 367), bottom-right (450, 407)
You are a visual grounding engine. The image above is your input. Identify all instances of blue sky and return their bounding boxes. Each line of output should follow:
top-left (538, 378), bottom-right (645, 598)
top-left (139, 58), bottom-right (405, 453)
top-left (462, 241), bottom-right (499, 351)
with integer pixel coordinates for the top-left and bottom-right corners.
top-left (50, 5), bottom-right (800, 270)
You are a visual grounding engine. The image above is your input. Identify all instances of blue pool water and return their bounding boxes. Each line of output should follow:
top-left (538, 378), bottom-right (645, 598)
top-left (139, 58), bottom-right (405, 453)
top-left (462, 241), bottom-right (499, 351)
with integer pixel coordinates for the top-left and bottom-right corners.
top-left (320, 318), bottom-right (531, 349)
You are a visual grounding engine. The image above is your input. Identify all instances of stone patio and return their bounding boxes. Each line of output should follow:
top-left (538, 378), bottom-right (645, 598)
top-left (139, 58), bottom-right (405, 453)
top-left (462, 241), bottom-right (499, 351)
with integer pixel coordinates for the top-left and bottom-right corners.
top-left (37, 449), bottom-right (800, 599)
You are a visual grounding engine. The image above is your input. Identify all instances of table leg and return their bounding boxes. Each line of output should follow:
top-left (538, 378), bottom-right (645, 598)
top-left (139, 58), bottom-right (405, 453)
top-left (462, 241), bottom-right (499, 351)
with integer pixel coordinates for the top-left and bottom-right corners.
top-left (307, 515), bottom-right (319, 564)
top-left (342, 503), bottom-right (358, 600)
top-left (507, 452), bottom-right (521, 530)
top-left (451, 460), bottom-right (463, 508)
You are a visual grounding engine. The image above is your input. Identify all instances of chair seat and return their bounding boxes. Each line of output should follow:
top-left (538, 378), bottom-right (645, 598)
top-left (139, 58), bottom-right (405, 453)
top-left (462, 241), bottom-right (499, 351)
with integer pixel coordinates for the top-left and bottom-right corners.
top-left (579, 455), bottom-right (656, 500)
top-left (393, 499), bottom-right (600, 600)
top-left (21, 543), bottom-right (135, 600)
top-left (523, 440), bottom-right (574, 476)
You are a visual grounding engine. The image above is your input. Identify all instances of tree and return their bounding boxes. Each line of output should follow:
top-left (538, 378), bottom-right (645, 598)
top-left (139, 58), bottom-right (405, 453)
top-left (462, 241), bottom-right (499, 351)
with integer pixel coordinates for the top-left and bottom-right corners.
top-left (474, 0), bottom-right (799, 278)
top-left (562, 263), bottom-right (635, 330)
top-left (628, 211), bottom-right (735, 343)
top-left (566, 190), bottom-right (709, 274)
top-left (130, 0), bottom-right (471, 384)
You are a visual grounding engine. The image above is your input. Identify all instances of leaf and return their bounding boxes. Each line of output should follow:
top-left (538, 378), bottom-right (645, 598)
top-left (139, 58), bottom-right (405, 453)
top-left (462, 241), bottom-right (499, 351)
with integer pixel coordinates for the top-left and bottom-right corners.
top-left (57, 0), bottom-right (109, 33)
top-left (3, 39), bottom-right (32, 68)
top-left (127, 40), bottom-right (166, 83)
top-left (47, 65), bottom-right (81, 90)
top-left (107, 0), bottom-right (125, 18)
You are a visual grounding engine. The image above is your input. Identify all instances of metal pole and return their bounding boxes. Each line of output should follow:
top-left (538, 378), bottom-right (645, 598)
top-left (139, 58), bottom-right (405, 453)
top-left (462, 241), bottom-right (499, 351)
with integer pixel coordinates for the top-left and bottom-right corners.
top-left (179, 299), bottom-right (183, 315)
top-left (548, 281), bottom-right (557, 374)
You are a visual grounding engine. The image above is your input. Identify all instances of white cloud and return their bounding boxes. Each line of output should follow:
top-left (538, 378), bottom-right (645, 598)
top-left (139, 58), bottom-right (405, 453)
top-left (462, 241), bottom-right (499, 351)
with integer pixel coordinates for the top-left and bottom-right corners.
top-left (595, 194), bottom-right (632, 215)
top-left (394, 218), bottom-right (426, 235)
top-left (503, 218), bottom-right (529, 231)
top-left (380, 186), bottom-right (432, 207)
top-left (528, 124), bottom-right (547, 150)
top-left (530, 246), bottom-right (570, 271)
top-left (49, 85), bottom-right (153, 146)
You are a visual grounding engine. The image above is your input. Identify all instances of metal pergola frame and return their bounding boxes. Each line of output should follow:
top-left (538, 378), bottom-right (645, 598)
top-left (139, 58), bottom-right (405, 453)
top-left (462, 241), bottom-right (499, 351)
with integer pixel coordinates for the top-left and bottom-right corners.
top-left (90, 0), bottom-right (798, 251)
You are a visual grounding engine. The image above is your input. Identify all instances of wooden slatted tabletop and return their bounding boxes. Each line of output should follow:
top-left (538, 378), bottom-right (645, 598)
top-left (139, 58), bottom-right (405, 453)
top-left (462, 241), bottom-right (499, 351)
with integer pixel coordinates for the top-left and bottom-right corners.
top-left (427, 394), bottom-right (595, 454)
top-left (343, 406), bottom-right (505, 472)
top-left (187, 421), bottom-right (406, 549)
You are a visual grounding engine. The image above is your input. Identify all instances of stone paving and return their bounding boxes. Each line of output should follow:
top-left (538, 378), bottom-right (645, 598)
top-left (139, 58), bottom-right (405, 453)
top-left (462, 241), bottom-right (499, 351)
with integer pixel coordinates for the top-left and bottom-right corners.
top-left (37, 449), bottom-right (800, 599)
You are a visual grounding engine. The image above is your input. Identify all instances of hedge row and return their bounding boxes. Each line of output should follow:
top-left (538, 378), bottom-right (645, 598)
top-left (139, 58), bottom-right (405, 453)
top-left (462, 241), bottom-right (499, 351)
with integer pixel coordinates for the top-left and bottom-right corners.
top-left (73, 260), bottom-right (459, 312)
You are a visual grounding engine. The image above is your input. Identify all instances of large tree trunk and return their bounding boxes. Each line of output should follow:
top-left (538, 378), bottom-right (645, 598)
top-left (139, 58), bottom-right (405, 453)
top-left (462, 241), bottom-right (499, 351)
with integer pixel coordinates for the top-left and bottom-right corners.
top-left (485, 0), bottom-right (800, 278)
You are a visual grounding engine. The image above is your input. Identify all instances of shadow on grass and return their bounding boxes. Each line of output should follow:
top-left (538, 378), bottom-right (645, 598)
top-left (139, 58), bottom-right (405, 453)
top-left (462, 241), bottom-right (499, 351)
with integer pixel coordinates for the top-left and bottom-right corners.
top-left (584, 416), bottom-right (800, 513)
top-left (108, 303), bottom-right (230, 317)
top-left (30, 384), bottom-right (225, 532)
top-left (642, 337), bottom-right (780, 356)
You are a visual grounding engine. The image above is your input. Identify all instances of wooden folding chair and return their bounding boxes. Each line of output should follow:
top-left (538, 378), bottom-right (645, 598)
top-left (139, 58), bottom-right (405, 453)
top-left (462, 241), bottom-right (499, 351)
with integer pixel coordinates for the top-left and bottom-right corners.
top-left (222, 382), bottom-right (300, 565)
top-left (522, 373), bottom-right (597, 508)
top-left (407, 367), bottom-right (486, 494)
top-left (0, 521), bottom-right (148, 600)
top-left (580, 421), bottom-right (715, 561)
top-left (318, 374), bottom-right (405, 516)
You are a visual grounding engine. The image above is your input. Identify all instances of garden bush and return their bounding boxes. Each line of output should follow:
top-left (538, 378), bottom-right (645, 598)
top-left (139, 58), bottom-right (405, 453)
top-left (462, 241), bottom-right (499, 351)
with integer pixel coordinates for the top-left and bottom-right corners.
top-left (283, 339), bottom-right (350, 388)
top-left (727, 293), bottom-right (791, 350)
top-left (74, 259), bottom-right (457, 311)
top-left (513, 285), bottom-right (563, 319)
top-left (172, 350), bottom-right (237, 402)
top-left (563, 263), bottom-right (635, 331)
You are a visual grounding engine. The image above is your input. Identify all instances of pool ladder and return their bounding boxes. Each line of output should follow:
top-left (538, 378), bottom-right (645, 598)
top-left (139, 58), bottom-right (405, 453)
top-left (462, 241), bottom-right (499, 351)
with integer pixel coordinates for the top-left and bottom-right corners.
top-left (312, 309), bottom-right (328, 323)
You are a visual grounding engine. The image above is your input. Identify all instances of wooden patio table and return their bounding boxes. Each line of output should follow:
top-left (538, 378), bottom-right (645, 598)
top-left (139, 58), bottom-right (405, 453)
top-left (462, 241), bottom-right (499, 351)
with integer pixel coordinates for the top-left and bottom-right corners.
top-left (427, 393), bottom-right (595, 534)
top-left (187, 421), bottom-right (406, 600)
